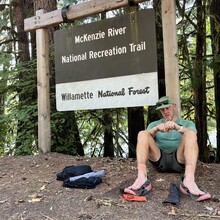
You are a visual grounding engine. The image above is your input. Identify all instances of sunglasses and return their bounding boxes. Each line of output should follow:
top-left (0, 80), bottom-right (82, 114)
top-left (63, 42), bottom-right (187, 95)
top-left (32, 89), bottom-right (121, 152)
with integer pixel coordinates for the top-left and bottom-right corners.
top-left (156, 100), bottom-right (170, 107)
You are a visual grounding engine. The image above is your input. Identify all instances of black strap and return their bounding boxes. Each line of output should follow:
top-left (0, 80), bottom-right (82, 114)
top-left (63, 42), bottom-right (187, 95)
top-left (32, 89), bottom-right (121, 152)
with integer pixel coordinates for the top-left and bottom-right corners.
top-left (128, 0), bottom-right (137, 7)
top-left (61, 5), bottom-right (70, 23)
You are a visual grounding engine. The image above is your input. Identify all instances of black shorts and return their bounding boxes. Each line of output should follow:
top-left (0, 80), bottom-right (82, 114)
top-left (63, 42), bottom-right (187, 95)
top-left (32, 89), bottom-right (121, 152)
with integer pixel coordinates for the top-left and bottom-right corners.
top-left (149, 149), bottom-right (185, 173)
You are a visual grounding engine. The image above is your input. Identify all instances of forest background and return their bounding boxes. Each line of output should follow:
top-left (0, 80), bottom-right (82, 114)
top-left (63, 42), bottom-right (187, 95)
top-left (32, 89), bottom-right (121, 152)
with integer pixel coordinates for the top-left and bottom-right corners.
top-left (0, 0), bottom-right (219, 163)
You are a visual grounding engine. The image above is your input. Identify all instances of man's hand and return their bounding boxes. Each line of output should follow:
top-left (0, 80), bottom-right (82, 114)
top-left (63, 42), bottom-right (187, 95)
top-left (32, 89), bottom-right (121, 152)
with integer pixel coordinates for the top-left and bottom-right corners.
top-left (155, 121), bottom-right (181, 133)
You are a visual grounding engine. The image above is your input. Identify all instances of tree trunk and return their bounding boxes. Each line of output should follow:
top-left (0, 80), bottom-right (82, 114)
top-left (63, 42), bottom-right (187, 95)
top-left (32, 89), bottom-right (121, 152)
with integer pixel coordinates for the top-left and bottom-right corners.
top-left (14, 0), bottom-right (33, 154)
top-left (103, 109), bottom-right (114, 157)
top-left (51, 112), bottom-right (84, 155)
top-left (128, 107), bottom-right (145, 158)
top-left (127, 1), bottom-right (165, 158)
top-left (101, 12), bottom-right (114, 158)
top-left (210, 0), bottom-right (220, 162)
top-left (0, 69), bottom-right (7, 152)
top-left (147, 0), bottom-right (166, 126)
top-left (193, 0), bottom-right (208, 162)
top-left (34, 0), bottom-right (57, 43)
top-left (154, 0), bottom-right (165, 98)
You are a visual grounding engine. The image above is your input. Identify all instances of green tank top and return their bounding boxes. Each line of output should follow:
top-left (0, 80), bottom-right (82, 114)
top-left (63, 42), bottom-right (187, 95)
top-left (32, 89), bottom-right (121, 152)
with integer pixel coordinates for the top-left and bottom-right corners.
top-left (147, 118), bottom-right (197, 153)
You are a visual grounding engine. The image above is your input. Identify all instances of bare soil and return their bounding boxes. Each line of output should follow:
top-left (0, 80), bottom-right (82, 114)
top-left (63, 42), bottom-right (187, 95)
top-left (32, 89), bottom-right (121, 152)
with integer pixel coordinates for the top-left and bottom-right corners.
top-left (0, 153), bottom-right (220, 220)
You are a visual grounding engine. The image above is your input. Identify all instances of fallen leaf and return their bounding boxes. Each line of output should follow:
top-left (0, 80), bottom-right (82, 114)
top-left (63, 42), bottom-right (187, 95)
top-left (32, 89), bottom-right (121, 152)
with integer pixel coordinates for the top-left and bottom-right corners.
top-left (95, 198), bottom-right (117, 207)
top-left (28, 197), bottom-right (43, 203)
top-left (168, 207), bottom-right (177, 215)
top-left (15, 199), bottom-right (25, 205)
top-left (204, 205), bottom-right (214, 212)
top-left (0, 200), bottom-right (6, 204)
top-left (28, 194), bottom-right (43, 203)
top-left (40, 184), bottom-right (46, 191)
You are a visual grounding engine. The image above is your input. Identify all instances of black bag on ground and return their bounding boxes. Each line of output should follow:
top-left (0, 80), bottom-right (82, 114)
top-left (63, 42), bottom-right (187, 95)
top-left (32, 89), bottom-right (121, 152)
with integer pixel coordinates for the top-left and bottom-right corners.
top-left (63, 177), bottom-right (102, 189)
top-left (56, 165), bottom-right (92, 181)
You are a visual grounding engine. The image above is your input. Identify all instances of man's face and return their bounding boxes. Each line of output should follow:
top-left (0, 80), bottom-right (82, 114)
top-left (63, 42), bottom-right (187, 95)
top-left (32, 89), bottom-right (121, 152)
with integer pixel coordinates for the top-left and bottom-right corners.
top-left (159, 104), bottom-right (176, 121)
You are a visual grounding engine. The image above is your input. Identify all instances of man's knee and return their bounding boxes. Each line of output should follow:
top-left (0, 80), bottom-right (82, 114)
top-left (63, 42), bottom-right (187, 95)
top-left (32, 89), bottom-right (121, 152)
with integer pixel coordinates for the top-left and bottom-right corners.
top-left (178, 130), bottom-right (198, 158)
top-left (182, 130), bottom-right (197, 141)
top-left (137, 130), bottom-right (151, 142)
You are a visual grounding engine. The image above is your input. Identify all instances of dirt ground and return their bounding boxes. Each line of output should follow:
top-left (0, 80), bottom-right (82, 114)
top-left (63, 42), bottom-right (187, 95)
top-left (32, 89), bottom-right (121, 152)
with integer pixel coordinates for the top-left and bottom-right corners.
top-left (0, 153), bottom-right (220, 220)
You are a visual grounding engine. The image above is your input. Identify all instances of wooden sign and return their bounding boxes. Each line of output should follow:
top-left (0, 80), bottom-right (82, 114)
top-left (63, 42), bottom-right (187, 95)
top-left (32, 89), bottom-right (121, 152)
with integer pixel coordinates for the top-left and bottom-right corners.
top-left (55, 9), bottom-right (158, 111)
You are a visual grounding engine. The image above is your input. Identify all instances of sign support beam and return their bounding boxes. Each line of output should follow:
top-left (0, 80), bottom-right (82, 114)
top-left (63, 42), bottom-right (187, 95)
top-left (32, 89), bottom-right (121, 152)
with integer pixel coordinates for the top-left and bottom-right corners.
top-left (36, 10), bottom-right (51, 153)
top-left (161, 0), bottom-right (180, 117)
top-left (24, 0), bottom-right (147, 31)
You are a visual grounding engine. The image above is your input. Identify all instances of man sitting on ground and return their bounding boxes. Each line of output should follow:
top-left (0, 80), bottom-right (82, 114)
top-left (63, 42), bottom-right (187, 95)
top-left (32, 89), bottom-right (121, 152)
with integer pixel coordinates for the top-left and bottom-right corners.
top-left (124, 96), bottom-right (211, 201)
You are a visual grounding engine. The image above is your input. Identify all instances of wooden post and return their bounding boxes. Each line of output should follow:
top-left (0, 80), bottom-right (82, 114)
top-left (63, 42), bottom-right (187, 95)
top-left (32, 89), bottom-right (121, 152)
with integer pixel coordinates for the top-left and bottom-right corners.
top-left (161, 0), bottom-right (181, 117)
top-left (24, 0), bottom-right (147, 32)
top-left (36, 10), bottom-right (51, 153)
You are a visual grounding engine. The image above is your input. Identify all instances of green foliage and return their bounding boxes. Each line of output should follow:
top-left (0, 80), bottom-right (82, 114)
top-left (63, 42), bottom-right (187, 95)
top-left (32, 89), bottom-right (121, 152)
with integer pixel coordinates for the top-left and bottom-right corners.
top-left (0, 57), bottom-right (38, 155)
top-left (75, 109), bottom-right (128, 157)
top-left (50, 111), bottom-right (79, 155)
top-left (177, 1), bottom-right (216, 129)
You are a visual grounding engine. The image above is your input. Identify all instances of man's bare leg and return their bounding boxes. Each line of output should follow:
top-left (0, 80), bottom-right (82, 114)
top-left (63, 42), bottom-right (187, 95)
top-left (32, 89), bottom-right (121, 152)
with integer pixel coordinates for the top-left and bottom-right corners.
top-left (125, 130), bottom-right (160, 191)
top-left (177, 130), bottom-right (206, 195)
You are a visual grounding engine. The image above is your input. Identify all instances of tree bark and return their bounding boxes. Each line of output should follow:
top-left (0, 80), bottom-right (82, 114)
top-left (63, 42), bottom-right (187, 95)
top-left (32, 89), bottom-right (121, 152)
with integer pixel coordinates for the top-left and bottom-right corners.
top-left (147, 0), bottom-right (166, 125)
top-left (103, 109), bottom-right (114, 157)
top-left (34, 0), bottom-right (57, 43)
top-left (101, 12), bottom-right (114, 158)
top-left (14, 0), bottom-right (33, 153)
top-left (193, 0), bottom-right (208, 162)
top-left (210, 0), bottom-right (220, 162)
top-left (128, 107), bottom-right (145, 158)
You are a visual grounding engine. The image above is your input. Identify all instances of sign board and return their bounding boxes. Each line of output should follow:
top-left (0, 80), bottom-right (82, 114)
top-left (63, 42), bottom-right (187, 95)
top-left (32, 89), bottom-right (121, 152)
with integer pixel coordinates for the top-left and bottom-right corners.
top-left (55, 9), bottom-right (158, 111)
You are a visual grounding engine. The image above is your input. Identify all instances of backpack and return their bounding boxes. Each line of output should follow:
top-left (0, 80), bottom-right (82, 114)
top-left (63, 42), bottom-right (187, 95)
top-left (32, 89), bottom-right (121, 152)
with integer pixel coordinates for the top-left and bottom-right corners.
top-left (56, 165), bottom-right (92, 181)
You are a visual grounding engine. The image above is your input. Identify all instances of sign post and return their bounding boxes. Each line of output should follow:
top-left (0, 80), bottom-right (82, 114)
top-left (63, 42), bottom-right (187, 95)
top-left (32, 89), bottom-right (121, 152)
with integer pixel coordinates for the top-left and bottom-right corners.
top-left (162, 0), bottom-right (180, 116)
top-left (36, 10), bottom-right (51, 153)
